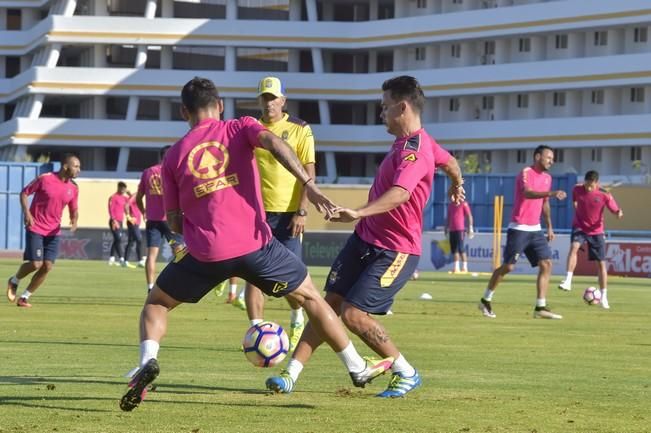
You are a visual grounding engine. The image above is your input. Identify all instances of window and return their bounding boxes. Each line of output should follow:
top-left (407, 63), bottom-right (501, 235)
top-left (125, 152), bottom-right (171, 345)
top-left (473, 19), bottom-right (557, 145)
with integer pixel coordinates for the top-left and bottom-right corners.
top-left (415, 47), bottom-right (426, 61)
top-left (484, 41), bottom-right (495, 55)
top-left (556, 148), bottom-right (565, 163)
top-left (451, 44), bottom-right (461, 58)
top-left (482, 96), bottom-right (494, 110)
top-left (5, 56), bottom-right (20, 78)
top-left (634, 27), bottom-right (648, 43)
top-left (417, 0), bottom-right (427, 8)
top-left (631, 146), bottom-right (642, 161)
top-left (517, 94), bottom-right (529, 108)
top-left (594, 31), bottom-right (608, 46)
top-left (591, 148), bottom-right (602, 162)
top-left (453, 0), bottom-right (463, 4)
top-left (449, 98), bottom-right (460, 112)
top-left (553, 92), bottom-right (566, 107)
top-left (516, 150), bottom-right (527, 163)
top-left (631, 87), bottom-right (645, 103)
top-left (555, 34), bottom-right (568, 49)
top-left (591, 90), bottom-right (604, 105)
top-left (7, 9), bottom-right (21, 30)
top-left (518, 38), bottom-right (531, 52)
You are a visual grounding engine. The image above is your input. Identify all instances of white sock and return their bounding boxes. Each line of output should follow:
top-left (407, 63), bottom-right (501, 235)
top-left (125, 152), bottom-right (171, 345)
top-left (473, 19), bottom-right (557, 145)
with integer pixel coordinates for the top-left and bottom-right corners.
top-left (285, 358), bottom-right (304, 382)
top-left (147, 283), bottom-right (154, 291)
top-left (109, 256), bottom-right (115, 262)
top-left (462, 261), bottom-right (468, 272)
top-left (290, 308), bottom-right (304, 325)
top-left (141, 256), bottom-right (146, 262)
top-left (565, 272), bottom-right (573, 283)
top-left (483, 288), bottom-right (494, 301)
top-left (601, 288), bottom-right (607, 298)
top-left (119, 257), bottom-right (125, 263)
top-left (139, 339), bottom-right (160, 367)
top-left (237, 289), bottom-right (245, 300)
top-left (10, 275), bottom-right (20, 285)
top-left (250, 319), bottom-right (263, 326)
top-left (229, 283), bottom-right (238, 295)
top-left (391, 353), bottom-right (416, 377)
top-left (21, 290), bottom-right (32, 300)
top-left (536, 298), bottom-right (546, 308)
top-left (336, 341), bottom-right (366, 373)
top-left (454, 260), bottom-right (460, 272)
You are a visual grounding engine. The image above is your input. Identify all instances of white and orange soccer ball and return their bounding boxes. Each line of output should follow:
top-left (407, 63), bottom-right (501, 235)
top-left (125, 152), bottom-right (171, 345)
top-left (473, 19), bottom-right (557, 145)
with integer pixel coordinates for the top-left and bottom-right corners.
top-left (242, 321), bottom-right (289, 368)
top-left (583, 287), bottom-right (602, 305)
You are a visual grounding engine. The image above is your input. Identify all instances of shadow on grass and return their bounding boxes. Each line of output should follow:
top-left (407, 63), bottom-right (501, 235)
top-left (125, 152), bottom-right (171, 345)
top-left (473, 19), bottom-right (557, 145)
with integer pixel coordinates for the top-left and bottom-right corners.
top-left (0, 339), bottom-right (243, 353)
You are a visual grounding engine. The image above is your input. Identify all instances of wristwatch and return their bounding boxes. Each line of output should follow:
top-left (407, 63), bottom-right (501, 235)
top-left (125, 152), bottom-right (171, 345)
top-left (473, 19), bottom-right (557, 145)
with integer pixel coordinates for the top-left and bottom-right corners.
top-left (295, 209), bottom-right (307, 217)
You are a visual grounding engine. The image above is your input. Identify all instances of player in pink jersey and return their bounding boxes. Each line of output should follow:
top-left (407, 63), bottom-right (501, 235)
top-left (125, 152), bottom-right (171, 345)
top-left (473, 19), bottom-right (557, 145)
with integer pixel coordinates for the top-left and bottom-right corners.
top-left (107, 182), bottom-right (129, 267)
top-left (124, 191), bottom-right (145, 269)
top-left (558, 170), bottom-right (623, 309)
top-left (446, 200), bottom-right (474, 273)
top-left (7, 154), bottom-right (80, 308)
top-left (478, 145), bottom-right (567, 320)
top-left (268, 76), bottom-right (464, 398)
top-left (136, 146), bottom-right (184, 292)
top-left (120, 77), bottom-right (393, 412)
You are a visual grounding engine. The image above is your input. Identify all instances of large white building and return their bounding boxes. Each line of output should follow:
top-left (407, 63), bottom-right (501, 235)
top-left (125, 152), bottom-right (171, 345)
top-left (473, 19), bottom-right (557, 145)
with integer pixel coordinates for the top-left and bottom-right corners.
top-left (0, 0), bottom-right (650, 182)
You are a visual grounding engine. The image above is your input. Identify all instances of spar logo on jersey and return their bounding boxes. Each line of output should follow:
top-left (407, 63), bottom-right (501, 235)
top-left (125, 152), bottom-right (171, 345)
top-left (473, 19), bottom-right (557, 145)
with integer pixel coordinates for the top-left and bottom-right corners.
top-left (187, 141), bottom-right (239, 198)
top-left (149, 173), bottom-right (163, 195)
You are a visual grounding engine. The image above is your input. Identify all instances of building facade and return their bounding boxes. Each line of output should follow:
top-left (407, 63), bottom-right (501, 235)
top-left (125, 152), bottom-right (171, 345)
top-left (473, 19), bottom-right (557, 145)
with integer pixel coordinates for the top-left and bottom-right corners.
top-left (0, 0), bottom-right (650, 182)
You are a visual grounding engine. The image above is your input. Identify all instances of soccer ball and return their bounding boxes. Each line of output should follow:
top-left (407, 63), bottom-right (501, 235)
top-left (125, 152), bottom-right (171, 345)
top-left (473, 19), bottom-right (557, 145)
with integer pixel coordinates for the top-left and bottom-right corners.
top-left (242, 321), bottom-right (289, 367)
top-left (583, 287), bottom-right (602, 305)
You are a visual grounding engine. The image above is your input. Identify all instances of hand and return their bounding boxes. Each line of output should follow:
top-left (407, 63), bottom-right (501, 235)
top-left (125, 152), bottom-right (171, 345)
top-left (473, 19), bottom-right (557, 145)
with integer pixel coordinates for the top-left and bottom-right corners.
top-left (329, 208), bottom-right (360, 223)
top-left (617, 209), bottom-right (624, 219)
top-left (24, 212), bottom-right (33, 228)
top-left (468, 226), bottom-right (475, 239)
top-left (70, 221), bottom-right (78, 233)
top-left (448, 184), bottom-right (466, 204)
top-left (552, 190), bottom-right (567, 200)
top-left (111, 220), bottom-right (119, 231)
top-left (288, 215), bottom-right (306, 237)
top-left (547, 229), bottom-right (555, 242)
top-left (305, 183), bottom-right (338, 218)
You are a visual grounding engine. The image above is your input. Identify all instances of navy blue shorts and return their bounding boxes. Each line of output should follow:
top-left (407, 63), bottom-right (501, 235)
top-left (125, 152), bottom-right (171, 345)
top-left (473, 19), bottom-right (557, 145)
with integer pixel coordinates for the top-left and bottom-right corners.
top-left (23, 230), bottom-right (60, 263)
top-left (156, 238), bottom-right (308, 303)
top-left (449, 230), bottom-right (466, 254)
top-left (571, 229), bottom-right (605, 261)
top-left (266, 212), bottom-right (301, 258)
top-left (325, 232), bottom-right (419, 315)
top-left (503, 229), bottom-right (551, 267)
top-left (145, 220), bottom-right (183, 249)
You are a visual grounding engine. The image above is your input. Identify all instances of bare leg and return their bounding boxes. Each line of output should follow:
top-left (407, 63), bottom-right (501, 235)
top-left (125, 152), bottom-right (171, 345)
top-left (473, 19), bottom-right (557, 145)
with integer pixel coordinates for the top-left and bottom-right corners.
top-left (292, 291), bottom-right (344, 364)
top-left (536, 259), bottom-right (552, 299)
top-left (145, 247), bottom-right (159, 287)
top-left (487, 263), bottom-right (514, 291)
top-left (140, 286), bottom-right (181, 342)
top-left (24, 260), bottom-right (54, 294)
top-left (597, 260), bottom-right (607, 290)
top-left (566, 242), bottom-right (581, 273)
top-left (285, 276), bottom-right (350, 353)
top-left (341, 303), bottom-right (399, 359)
top-left (15, 261), bottom-right (40, 280)
top-left (245, 282), bottom-right (265, 322)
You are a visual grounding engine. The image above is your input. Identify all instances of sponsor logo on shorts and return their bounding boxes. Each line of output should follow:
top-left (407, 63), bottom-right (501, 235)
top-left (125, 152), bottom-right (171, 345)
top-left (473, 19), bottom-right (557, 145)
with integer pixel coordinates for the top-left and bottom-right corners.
top-left (35, 248), bottom-right (42, 258)
top-left (272, 281), bottom-right (288, 294)
top-left (380, 253), bottom-right (408, 288)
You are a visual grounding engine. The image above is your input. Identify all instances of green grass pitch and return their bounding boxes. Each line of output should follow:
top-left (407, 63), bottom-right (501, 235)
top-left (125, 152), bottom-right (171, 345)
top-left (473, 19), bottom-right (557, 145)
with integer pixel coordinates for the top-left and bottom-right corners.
top-left (0, 259), bottom-right (649, 433)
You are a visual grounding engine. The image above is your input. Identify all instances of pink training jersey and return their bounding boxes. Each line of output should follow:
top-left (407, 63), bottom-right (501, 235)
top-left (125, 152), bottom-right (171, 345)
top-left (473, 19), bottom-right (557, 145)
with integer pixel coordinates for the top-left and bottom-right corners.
top-left (22, 172), bottom-right (78, 237)
top-left (571, 184), bottom-right (620, 235)
top-left (137, 164), bottom-right (166, 221)
top-left (127, 195), bottom-right (142, 226)
top-left (108, 192), bottom-right (128, 223)
top-left (355, 129), bottom-right (451, 255)
top-left (511, 166), bottom-right (552, 226)
top-left (448, 201), bottom-right (471, 231)
top-left (162, 117), bottom-right (272, 262)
